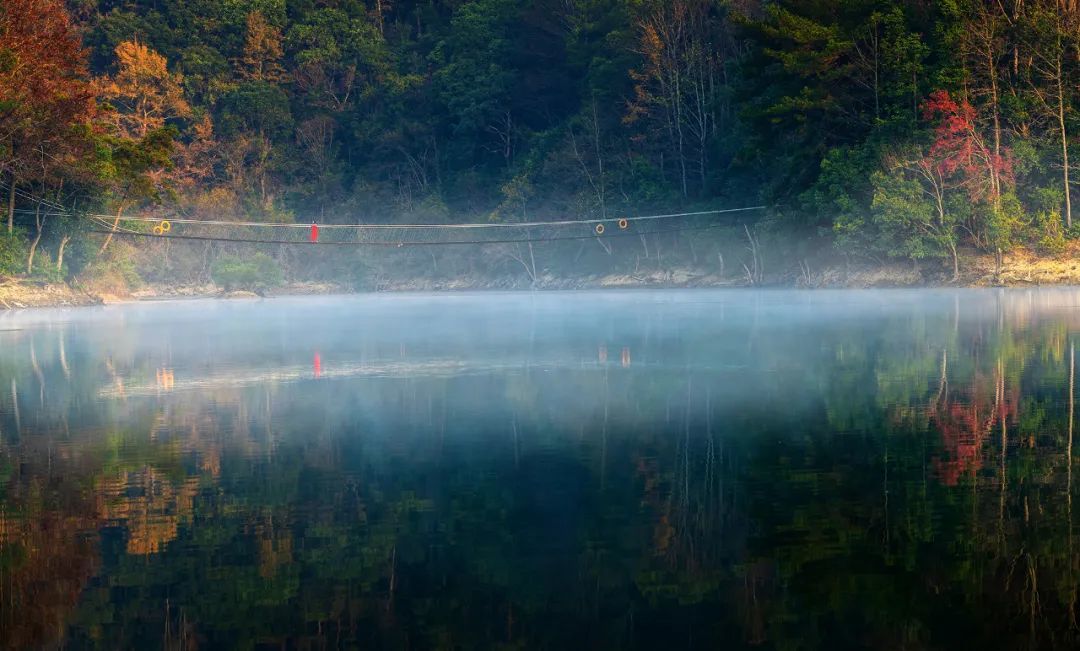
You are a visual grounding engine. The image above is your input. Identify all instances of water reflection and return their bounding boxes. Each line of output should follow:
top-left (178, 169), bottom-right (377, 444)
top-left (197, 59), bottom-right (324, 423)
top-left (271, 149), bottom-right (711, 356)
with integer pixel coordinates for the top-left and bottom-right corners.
top-left (2, 290), bottom-right (1080, 648)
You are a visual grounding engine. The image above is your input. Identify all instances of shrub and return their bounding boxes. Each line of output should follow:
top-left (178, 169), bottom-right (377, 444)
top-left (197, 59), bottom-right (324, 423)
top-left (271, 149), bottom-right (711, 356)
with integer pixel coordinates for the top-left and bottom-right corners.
top-left (0, 230), bottom-right (27, 277)
top-left (30, 250), bottom-right (63, 283)
top-left (211, 253), bottom-right (284, 294)
top-left (1036, 210), bottom-right (1068, 254)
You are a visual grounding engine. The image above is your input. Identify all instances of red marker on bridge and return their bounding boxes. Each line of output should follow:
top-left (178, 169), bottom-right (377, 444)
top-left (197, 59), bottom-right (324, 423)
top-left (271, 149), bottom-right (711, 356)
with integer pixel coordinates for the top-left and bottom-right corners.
top-left (314, 352), bottom-right (322, 378)
top-left (310, 222), bottom-right (320, 243)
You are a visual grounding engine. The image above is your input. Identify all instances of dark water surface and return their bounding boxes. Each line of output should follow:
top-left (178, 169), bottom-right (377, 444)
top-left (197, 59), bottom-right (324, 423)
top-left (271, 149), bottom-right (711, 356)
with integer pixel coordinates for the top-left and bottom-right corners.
top-left (2, 289), bottom-right (1080, 649)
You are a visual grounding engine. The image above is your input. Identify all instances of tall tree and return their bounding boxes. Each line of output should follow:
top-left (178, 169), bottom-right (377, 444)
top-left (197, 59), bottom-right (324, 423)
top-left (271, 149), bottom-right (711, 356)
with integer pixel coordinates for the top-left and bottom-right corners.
top-left (288, 8), bottom-right (389, 113)
top-left (239, 11), bottom-right (286, 83)
top-left (924, 89), bottom-right (1014, 249)
top-left (96, 41), bottom-right (188, 251)
top-left (1025, 1), bottom-right (1077, 229)
top-left (626, 0), bottom-right (731, 199)
top-left (738, 1), bottom-right (927, 204)
top-left (0, 0), bottom-right (96, 233)
top-left (957, 3), bottom-right (1007, 202)
top-left (433, 0), bottom-right (518, 169)
top-left (99, 40), bottom-right (191, 139)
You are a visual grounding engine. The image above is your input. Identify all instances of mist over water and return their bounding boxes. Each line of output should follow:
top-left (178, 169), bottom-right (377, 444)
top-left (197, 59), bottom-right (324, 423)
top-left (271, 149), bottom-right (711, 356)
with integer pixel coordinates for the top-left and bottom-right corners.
top-left (2, 289), bottom-right (1080, 649)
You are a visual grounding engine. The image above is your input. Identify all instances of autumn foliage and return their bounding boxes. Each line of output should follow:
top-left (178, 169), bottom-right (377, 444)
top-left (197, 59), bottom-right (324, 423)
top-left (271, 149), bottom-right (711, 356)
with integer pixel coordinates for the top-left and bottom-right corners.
top-left (922, 90), bottom-right (1013, 204)
top-left (0, 0), bottom-right (96, 150)
top-left (98, 40), bottom-right (190, 139)
top-left (0, 0), bottom-right (96, 231)
top-left (931, 370), bottom-right (1017, 486)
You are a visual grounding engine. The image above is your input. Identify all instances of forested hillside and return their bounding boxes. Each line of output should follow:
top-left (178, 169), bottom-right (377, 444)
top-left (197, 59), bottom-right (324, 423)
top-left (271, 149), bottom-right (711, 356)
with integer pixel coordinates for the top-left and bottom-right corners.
top-left (3, 0), bottom-right (1080, 290)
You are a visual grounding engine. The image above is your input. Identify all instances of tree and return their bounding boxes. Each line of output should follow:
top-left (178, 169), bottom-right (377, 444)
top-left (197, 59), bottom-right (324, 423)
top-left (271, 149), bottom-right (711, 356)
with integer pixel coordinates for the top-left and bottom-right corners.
top-left (433, 0), bottom-right (518, 166)
top-left (239, 11), bottom-right (286, 83)
top-left (923, 90), bottom-right (1014, 247)
top-left (216, 81), bottom-right (293, 213)
top-left (870, 150), bottom-right (965, 280)
top-left (738, 1), bottom-right (929, 206)
top-left (171, 114), bottom-right (218, 190)
top-left (288, 8), bottom-right (389, 113)
top-left (955, 4), bottom-right (1007, 204)
top-left (1025, 2), bottom-right (1077, 229)
top-left (94, 127), bottom-right (177, 253)
top-left (98, 40), bottom-right (191, 140)
top-left (0, 0), bottom-right (96, 233)
top-left (95, 41), bottom-right (189, 252)
top-left (626, 0), bottom-right (733, 198)
top-left (295, 115), bottom-right (341, 216)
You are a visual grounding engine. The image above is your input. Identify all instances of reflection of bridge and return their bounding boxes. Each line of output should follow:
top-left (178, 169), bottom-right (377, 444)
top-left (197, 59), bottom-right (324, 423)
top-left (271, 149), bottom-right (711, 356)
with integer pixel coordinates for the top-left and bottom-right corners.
top-left (97, 351), bottom-right (642, 399)
top-left (99, 359), bottom-right (471, 398)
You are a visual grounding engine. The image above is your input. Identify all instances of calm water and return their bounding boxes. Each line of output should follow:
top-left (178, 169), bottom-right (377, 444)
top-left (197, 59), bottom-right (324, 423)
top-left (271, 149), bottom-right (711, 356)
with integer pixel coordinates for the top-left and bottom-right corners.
top-left (2, 289), bottom-right (1080, 649)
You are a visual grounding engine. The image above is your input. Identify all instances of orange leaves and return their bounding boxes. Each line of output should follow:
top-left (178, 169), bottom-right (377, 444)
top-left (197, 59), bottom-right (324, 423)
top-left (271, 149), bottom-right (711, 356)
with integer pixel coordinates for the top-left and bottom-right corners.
top-left (240, 11), bottom-right (287, 83)
top-left (113, 40), bottom-right (172, 83)
top-left (0, 0), bottom-right (95, 169)
top-left (98, 40), bottom-right (191, 139)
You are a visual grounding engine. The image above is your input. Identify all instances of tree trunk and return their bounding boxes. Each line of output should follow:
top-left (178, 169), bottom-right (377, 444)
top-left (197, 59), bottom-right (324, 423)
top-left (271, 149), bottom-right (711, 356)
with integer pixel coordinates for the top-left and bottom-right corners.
top-left (6, 176), bottom-right (15, 235)
top-left (989, 50), bottom-right (1002, 179)
top-left (26, 205), bottom-right (43, 274)
top-left (528, 242), bottom-right (536, 286)
top-left (591, 99), bottom-right (606, 219)
top-left (57, 235), bottom-right (70, 274)
top-left (1059, 54), bottom-right (1073, 229)
top-left (99, 202), bottom-right (126, 254)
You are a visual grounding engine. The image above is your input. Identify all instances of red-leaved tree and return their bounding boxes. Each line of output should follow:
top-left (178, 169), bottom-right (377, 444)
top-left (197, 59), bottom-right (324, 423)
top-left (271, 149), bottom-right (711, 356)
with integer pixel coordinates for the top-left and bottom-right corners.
top-left (922, 90), bottom-right (1012, 208)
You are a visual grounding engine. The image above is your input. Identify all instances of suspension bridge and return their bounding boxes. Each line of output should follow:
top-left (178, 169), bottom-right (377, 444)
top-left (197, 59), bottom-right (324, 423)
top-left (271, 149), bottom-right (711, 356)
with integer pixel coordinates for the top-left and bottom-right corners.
top-left (2, 182), bottom-right (765, 247)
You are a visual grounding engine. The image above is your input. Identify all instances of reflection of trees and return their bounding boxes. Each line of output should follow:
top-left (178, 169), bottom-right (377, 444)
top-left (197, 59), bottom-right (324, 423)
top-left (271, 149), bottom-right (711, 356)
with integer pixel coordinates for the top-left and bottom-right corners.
top-left (930, 359), bottom-right (1016, 486)
top-left (0, 386), bottom-right (255, 649)
top-left (97, 468), bottom-right (200, 555)
top-left (0, 442), bottom-right (101, 650)
top-left (0, 509), bottom-right (99, 649)
top-left (730, 305), bottom-right (1080, 650)
top-left (634, 388), bottom-right (742, 604)
top-left (10, 292), bottom-right (1080, 646)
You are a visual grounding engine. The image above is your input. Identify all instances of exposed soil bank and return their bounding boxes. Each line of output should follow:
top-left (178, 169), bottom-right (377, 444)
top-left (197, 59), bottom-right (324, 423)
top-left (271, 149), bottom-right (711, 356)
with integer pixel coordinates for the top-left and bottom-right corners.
top-left (3, 246), bottom-right (1080, 310)
top-left (0, 281), bottom-right (101, 309)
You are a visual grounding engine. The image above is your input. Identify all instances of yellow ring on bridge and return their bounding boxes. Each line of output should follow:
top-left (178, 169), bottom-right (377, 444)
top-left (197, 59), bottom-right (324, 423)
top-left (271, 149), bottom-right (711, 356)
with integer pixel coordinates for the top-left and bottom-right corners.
top-left (153, 225), bottom-right (164, 235)
top-left (618, 218), bottom-right (629, 230)
top-left (160, 220), bottom-right (172, 233)
top-left (595, 223), bottom-right (605, 235)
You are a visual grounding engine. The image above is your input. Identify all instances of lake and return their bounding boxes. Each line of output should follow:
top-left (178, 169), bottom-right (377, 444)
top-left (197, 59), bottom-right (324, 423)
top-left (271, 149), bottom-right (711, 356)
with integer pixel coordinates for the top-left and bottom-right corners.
top-left (1, 289), bottom-right (1079, 649)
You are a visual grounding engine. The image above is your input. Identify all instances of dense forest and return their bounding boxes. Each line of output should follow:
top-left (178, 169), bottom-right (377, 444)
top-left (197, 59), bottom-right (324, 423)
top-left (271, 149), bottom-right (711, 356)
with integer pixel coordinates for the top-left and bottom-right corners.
top-left (5, 0), bottom-right (1080, 289)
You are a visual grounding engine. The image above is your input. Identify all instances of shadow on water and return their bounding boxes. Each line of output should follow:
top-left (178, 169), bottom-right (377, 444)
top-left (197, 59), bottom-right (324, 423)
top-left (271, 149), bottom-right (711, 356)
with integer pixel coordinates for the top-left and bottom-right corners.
top-left (2, 289), bottom-right (1080, 649)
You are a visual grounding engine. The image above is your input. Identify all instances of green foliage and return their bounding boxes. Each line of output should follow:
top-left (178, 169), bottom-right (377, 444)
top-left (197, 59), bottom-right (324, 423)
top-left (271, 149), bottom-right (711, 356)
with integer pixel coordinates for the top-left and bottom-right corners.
top-left (433, 0), bottom-right (516, 138)
top-left (178, 44), bottom-right (230, 103)
top-left (810, 145), bottom-right (879, 238)
top-left (0, 230), bottom-right (27, 276)
top-left (82, 245), bottom-right (143, 292)
top-left (96, 126), bottom-right (178, 207)
top-left (987, 193), bottom-right (1027, 253)
top-left (869, 168), bottom-right (959, 263)
top-left (1028, 186), bottom-right (1067, 253)
top-left (217, 81), bottom-right (293, 137)
top-left (221, 0), bottom-right (285, 26)
top-left (211, 252), bottom-right (284, 293)
top-left (739, 2), bottom-right (930, 199)
top-left (25, 248), bottom-right (63, 283)
top-left (287, 8), bottom-right (386, 78)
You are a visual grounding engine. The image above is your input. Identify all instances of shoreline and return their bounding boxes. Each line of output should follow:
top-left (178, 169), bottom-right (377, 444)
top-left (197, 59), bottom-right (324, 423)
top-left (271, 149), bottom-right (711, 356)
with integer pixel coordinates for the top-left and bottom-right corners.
top-left (2, 279), bottom-right (1078, 312)
top-left (4, 247), bottom-right (1080, 310)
